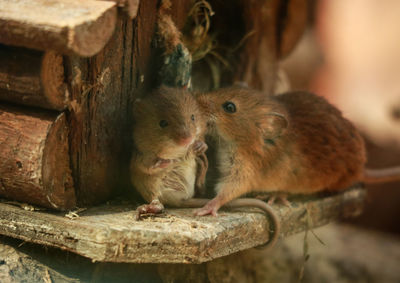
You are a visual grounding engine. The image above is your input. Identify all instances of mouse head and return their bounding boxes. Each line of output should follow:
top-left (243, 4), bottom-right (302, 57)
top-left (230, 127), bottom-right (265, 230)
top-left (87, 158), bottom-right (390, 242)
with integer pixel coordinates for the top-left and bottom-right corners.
top-left (197, 87), bottom-right (288, 147)
top-left (133, 86), bottom-right (203, 162)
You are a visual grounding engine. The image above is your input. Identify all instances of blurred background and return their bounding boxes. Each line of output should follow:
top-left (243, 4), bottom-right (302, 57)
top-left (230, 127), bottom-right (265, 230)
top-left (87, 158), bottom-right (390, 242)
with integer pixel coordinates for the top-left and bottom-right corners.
top-left (281, 0), bottom-right (400, 236)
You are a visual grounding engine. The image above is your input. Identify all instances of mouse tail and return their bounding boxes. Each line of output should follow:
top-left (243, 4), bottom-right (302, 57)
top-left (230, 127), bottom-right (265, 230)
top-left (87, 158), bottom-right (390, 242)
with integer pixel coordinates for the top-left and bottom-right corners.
top-left (363, 167), bottom-right (400, 184)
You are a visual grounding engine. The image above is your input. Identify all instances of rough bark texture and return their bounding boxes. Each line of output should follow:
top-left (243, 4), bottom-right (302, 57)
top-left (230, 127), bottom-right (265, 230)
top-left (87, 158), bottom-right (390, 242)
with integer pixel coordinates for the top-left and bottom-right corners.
top-left (0, 104), bottom-right (75, 210)
top-left (0, 45), bottom-right (68, 110)
top-left (65, 0), bottom-right (158, 206)
top-left (0, 187), bottom-right (364, 263)
top-left (0, 0), bottom-right (117, 57)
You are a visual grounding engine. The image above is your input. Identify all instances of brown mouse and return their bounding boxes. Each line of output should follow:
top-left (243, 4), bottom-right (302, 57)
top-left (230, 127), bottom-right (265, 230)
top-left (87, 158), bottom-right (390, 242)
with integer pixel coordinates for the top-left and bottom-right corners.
top-left (194, 87), bottom-right (400, 216)
top-left (130, 86), bottom-right (208, 216)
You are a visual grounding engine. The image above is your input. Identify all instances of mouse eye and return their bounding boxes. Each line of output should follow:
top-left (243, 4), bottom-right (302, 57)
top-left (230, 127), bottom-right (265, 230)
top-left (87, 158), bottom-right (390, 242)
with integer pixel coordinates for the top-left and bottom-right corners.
top-left (191, 114), bottom-right (195, 121)
top-left (159, 120), bottom-right (169, 128)
top-left (222, 101), bottom-right (236, 113)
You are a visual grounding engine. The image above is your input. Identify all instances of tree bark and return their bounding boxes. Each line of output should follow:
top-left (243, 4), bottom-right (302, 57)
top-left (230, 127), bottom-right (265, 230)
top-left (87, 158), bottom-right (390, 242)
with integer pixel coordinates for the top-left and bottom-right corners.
top-left (0, 0), bottom-right (117, 57)
top-left (0, 45), bottom-right (68, 110)
top-left (0, 104), bottom-right (75, 210)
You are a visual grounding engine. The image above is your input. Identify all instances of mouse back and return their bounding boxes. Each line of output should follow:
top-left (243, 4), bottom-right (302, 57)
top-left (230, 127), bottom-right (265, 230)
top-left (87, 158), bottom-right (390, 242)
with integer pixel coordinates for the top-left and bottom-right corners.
top-left (276, 91), bottom-right (367, 191)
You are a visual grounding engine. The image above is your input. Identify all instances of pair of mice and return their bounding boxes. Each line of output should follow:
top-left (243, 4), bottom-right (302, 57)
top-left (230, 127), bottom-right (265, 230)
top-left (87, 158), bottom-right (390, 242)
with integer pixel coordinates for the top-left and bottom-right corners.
top-left (130, 85), bottom-right (400, 247)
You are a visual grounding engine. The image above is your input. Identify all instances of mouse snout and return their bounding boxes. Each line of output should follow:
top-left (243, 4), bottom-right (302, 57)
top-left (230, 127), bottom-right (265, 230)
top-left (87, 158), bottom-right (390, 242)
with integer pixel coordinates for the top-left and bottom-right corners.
top-left (175, 132), bottom-right (194, 146)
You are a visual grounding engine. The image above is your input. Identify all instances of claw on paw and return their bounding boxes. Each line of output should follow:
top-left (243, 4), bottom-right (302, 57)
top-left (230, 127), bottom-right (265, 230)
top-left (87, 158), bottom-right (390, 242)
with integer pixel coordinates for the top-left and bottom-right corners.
top-left (136, 199), bottom-right (164, 220)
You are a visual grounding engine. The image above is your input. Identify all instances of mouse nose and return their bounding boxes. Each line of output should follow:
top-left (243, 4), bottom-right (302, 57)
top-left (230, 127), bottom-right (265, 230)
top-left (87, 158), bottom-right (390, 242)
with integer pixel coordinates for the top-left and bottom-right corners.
top-left (176, 135), bottom-right (193, 146)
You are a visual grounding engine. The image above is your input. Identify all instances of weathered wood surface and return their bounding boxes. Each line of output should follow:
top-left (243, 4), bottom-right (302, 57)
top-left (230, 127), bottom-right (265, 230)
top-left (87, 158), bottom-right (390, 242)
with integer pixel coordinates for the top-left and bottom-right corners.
top-left (0, 45), bottom-right (68, 110)
top-left (0, 187), bottom-right (365, 263)
top-left (0, 0), bottom-right (117, 57)
top-left (0, 104), bottom-right (76, 210)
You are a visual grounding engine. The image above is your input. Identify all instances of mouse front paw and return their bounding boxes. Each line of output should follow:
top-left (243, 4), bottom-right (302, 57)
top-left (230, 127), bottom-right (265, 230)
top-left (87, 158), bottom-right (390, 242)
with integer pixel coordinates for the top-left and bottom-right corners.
top-left (192, 140), bottom-right (208, 155)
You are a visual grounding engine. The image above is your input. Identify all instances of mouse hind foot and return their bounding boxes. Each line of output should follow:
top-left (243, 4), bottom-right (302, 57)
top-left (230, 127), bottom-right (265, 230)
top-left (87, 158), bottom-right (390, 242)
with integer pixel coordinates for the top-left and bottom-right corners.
top-left (136, 199), bottom-right (165, 220)
top-left (257, 193), bottom-right (291, 207)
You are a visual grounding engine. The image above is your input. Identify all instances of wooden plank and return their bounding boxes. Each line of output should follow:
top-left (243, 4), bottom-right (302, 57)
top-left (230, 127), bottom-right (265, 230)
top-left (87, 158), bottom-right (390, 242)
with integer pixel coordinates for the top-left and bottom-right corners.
top-left (0, 104), bottom-right (76, 210)
top-left (0, 45), bottom-right (68, 110)
top-left (0, 0), bottom-right (117, 57)
top-left (0, 187), bottom-right (365, 263)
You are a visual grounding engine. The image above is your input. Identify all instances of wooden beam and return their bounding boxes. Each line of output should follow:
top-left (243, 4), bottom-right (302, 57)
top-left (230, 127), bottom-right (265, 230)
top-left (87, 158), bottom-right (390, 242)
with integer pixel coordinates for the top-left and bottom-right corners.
top-left (0, 187), bottom-right (365, 263)
top-left (0, 104), bottom-right (76, 210)
top-left (0, 0), bottom-right (117, 57)
top-left (0, 45), bottom-right (68, 110)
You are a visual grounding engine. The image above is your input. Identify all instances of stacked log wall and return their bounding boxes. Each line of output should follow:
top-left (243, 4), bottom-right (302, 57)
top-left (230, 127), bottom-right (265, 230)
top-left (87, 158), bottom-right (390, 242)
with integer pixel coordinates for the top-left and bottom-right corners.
top-left (0, 0), bottom-right (309, 209)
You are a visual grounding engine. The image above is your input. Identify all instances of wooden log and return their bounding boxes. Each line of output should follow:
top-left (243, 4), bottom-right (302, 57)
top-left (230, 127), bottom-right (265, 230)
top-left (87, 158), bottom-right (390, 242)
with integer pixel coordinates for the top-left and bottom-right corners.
top-left (0, 187), bottom-right (365, 263)
top-left (0, 104), bottom-right (76, 210)
top-left (0, 45), bottom-right (68, 111)
top-left (0, 0), bottom-right (117, 57)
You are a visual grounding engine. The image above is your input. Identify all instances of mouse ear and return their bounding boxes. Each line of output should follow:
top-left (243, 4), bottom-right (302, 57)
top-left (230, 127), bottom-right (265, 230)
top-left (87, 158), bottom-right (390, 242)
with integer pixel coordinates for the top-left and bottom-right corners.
top-left (257, 112), bottom-right (288, 141)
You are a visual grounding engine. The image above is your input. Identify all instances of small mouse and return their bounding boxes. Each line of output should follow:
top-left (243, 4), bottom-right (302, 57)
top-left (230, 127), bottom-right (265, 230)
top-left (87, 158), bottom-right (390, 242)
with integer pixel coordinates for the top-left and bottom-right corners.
top-left (130, 86), bottom-right (208, 216)
top-left (194, 87), bottom-right (400, 216)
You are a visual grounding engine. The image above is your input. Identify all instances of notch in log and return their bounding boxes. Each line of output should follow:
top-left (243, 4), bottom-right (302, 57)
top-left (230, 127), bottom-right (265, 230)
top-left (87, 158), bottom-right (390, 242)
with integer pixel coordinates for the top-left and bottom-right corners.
top-left (0, 45), bottom-right (68, 111)
top-left (0, 0), bottom-right (117, 57)
top-left (0, 104), bottom-right (76, 210)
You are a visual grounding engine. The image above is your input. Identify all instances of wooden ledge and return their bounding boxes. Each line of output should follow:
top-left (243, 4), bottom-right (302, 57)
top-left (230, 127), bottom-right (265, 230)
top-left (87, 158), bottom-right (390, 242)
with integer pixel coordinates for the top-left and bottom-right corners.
top-left (0, 187), bottom-right (366, 263)
top-left (0, 0), bottom-right (117, 57)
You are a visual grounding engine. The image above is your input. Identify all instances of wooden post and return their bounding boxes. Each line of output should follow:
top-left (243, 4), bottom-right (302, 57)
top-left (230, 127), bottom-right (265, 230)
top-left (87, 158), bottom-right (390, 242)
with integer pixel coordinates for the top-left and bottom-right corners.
top-left (0, 45), bottom-right (68, 110)
top-left (0, 0), bottom-right (117, 57)
top-left (0, 104), bottom-right (75, 210)
top-left (108, 0), bottom-right (140, 19)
